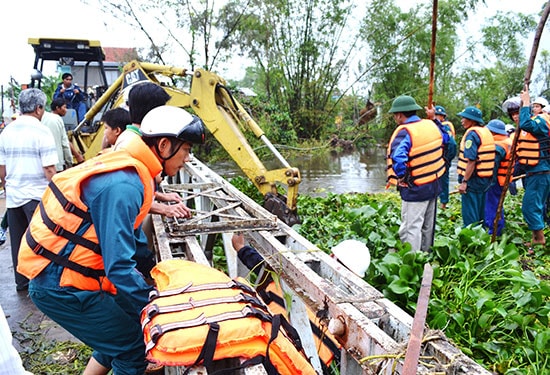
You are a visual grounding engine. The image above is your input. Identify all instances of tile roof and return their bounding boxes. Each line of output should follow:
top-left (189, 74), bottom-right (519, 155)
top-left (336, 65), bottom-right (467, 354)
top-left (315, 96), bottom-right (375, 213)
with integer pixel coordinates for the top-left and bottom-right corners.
top-left (103, 47), bottom-right (138, 62)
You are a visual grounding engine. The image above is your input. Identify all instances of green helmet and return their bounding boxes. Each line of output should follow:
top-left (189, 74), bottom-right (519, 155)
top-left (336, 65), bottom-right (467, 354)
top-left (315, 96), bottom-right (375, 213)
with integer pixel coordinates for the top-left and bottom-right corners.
top-left (388, 95), bottom-right (422, 113)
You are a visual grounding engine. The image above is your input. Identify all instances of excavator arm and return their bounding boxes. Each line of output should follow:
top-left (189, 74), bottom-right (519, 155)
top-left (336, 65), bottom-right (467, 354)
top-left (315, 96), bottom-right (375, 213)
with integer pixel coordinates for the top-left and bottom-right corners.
top-left (72, 60), bottom-right (301, 225)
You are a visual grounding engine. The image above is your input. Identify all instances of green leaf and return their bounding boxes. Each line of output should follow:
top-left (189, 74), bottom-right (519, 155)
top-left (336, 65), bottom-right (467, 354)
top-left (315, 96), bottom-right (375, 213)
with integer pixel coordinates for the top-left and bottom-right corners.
top-left (451, 312), bottom-right (465, 326)
top-left (534, 329), bottom-right (550, 353)
top-left (388, 279), bottom-right (411, 295)
top-left (478, 312), bottom-right (493, 329)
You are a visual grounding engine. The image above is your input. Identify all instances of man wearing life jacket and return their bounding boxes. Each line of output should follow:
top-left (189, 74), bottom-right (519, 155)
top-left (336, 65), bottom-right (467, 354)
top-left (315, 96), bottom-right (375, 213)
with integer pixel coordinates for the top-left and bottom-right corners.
top-left (231, 233), bottom-right (344, 373)
top-left (457, 106), bottom-right (495, 228)
top-left (518, 89), bottom-right (550, 250)
top-left (117, 82), bottom-right (193, 221)
top-left (503, 97), bottom-right (522, 195)
top-left (17, 105), bottom-right (205, 375)
top-left (434, 105), bottom-right (458, 209)
top-left (387, 95), bottom-right (449, 252)
top-left (483, 120), bottom-right (512, 236)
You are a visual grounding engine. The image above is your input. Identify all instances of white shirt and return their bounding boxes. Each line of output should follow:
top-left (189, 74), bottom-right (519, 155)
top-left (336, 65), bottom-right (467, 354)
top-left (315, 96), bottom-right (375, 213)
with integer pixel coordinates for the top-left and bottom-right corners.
top-left (41, 111), bottom-right (72, 171)
top-left (0, 305), bottom-right (33, 375)
top-left (0, 115), bottom-right (58, 208)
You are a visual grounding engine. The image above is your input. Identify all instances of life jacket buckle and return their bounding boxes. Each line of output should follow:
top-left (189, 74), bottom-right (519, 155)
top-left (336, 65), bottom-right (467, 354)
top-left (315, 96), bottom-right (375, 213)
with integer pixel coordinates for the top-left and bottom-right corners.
top-left (64, 202), bottom-right (77, 213)
top-left (150, 324), bottom-right (163, 344)
top-left (149, 289), bottom-right (159, 301)
top-left (147, 304), bottom-right (160, 320)
top-left (33, 244), bottom-right (44, 255)
top-left (53, 224), bottom-right (65, 236)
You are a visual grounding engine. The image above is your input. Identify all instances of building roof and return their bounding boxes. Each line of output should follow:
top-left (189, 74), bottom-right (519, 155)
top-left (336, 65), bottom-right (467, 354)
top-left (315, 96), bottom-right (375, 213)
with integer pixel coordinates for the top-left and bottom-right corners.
top-left (103, 47), bottom-right (138, 63)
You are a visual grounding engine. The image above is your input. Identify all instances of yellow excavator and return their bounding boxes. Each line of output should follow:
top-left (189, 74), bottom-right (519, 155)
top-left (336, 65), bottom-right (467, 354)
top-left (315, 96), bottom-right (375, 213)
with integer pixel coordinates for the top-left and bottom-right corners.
top-left (28, 37), bottom-right (301, 226)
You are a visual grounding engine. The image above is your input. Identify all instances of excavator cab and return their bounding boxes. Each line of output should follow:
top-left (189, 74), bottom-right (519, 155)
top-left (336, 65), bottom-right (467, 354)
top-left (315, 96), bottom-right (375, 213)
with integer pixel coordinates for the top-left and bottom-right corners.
top-left (28, 37), bottom-right (109, 130)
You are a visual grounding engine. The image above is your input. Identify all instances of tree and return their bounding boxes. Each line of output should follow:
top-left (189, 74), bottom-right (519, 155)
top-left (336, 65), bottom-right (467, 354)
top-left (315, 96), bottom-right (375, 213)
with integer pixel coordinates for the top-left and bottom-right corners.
top-left (359, 0), bottom-right (480, 140)
top-left (452, 11), bottom-right (536, 121)
top-left (217, 0), bottom-right (362, 139)
top-left (83, 0), bottom-right (228, 71)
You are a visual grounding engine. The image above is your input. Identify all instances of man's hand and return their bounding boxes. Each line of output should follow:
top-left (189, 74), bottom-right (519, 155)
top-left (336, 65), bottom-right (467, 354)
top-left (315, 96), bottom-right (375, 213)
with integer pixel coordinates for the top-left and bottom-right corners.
top-left (458, 181), bottom-right (468, 194)
top-left (151, 201), bottom-right (191, 218)
top-left (155, 191), bottom-right (182, 203)
top-left (520, 87), bottom-right (530, 106)
top-left (231, 233), bottom-right (245, 252)
top-left (425, 104), bottom-right (436, 120)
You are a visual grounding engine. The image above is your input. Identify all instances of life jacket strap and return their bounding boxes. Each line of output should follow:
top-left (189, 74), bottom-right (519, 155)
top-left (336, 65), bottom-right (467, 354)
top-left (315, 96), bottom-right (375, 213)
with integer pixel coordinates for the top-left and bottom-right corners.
top-left (182, 322), bottom-right (220, 375)
top-left (38, 203), bottom-right (101, 254)
top-left (258, 289), bottom-right (341, 363)
top-left (25, 231), bottom-right (105, 281)
top-left (148, 279), bottom-right (256, 300)
top-left (49, 181), bottom-right (92, 222)
top-left (142, 292), bottom-right (268, 327)
top-left (145, 305), bottom-right (272, 351)
top-left (408, 162), bottom-right (446, 183)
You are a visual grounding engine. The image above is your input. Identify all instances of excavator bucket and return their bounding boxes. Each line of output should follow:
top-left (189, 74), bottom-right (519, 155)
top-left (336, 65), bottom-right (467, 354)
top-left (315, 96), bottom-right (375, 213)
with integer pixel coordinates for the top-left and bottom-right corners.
top-left (264, 192), bottom-right (300, 226)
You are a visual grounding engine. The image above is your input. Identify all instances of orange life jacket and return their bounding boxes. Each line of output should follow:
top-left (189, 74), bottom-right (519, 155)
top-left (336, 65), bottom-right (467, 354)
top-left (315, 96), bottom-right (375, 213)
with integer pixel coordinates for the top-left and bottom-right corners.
top-left (457, 126), bottom-right (495, 178)
top-left (141, 259), bottom-right (316, 375)
top-left (386, 119), bottom-right (446, 186)
top-left (442, 120), bottom-right (456, 138)
top-left (257, 281), bottom-right (340, 368)
top-left (516, 118), bottom-right (550, 166)
top-left (17, 137), bottom-right (161, 294)
top-left (493, 135), bottom-right (513, 186)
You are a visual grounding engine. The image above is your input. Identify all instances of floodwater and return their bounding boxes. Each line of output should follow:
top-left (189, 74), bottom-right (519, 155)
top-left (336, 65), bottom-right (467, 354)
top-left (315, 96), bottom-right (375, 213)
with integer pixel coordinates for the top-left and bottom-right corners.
top-left (210, 146), bottom-right (460, 197)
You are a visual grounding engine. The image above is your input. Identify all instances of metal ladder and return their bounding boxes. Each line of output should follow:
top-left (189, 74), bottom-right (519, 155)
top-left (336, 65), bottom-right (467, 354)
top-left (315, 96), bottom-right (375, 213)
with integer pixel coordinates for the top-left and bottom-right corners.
top-left (150, 157), bottom-right (492, 375)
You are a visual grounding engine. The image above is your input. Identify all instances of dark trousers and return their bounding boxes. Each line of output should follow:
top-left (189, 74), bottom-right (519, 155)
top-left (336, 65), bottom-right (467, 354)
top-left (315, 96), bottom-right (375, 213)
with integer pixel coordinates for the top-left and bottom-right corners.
top-left (7, 200), bottom-right (39, 289)
top-left (484, 183), bottom-right (505, 236)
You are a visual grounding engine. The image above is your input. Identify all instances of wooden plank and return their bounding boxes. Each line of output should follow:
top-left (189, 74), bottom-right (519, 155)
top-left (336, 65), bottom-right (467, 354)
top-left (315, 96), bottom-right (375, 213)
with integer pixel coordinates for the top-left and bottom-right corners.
top-left (403, 263), bottom-right (433, 374)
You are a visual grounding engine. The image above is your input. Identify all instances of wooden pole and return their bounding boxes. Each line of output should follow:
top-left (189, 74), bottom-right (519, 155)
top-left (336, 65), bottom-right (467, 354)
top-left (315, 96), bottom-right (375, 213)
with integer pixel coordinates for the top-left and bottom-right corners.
top-left (492, 1), bottom-right (550, 242)
top-left (402, 263), bottom-right (434, 375)
top-left (428, 0), bottom-right (438, 106)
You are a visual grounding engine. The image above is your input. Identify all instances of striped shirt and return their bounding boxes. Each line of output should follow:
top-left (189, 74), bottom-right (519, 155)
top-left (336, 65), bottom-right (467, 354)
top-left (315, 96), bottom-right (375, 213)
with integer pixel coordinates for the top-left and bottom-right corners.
top-left (0, 115), bottom-right (58, 208)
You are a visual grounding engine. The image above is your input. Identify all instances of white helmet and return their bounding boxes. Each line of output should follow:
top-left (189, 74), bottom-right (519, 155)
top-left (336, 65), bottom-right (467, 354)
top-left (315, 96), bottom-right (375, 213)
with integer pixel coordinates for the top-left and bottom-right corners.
top-left (331, 239), bottom-right (370, 277)
top-left (533, 97), bottom-right (548, 107)
top-left (141, 105), bottom-right (205, 144)
top-left (505, 124), bottom-right (515, 135)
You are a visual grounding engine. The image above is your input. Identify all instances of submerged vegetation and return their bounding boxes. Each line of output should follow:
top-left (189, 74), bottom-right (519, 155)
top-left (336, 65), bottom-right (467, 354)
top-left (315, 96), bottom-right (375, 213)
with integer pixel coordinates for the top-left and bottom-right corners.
top-left (295, 188), bottom-right (550, 374)
top-left (231, 176), bottom-right (550, 373)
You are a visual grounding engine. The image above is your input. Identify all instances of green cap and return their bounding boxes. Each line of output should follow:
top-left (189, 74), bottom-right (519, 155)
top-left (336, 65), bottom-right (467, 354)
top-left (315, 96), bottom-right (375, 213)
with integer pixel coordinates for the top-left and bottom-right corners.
top-left (389, 95), bottom-right (422, 113)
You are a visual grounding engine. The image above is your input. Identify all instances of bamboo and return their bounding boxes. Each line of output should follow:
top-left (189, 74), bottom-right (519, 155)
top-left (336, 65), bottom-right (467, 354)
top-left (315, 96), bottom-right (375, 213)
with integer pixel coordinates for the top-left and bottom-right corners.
top-left (428, 0), bottom-right (438, 106)
top-left (491, 1), bottom-right (550, 242)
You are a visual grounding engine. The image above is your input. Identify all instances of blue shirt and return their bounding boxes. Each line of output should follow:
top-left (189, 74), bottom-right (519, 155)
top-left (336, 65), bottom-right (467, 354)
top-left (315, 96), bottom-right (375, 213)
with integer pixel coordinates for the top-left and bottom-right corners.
top-left (53, 83), bottom-right (86, 109)
top-left (441, 123), bottom-right (458, 163)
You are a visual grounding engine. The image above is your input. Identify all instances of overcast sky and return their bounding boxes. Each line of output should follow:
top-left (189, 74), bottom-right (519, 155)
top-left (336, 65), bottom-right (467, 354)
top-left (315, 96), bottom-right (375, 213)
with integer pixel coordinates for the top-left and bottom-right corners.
top-left (1, 0), bottom-right (549, 88)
